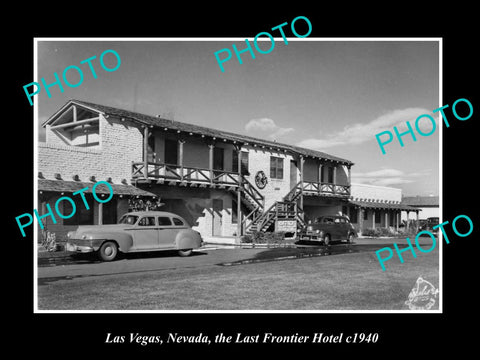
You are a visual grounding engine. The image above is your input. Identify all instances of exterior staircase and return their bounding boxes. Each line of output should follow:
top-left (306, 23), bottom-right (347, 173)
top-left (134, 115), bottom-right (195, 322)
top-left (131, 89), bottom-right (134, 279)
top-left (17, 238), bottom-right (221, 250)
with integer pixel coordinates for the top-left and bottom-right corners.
top-left (242, 180), bottom-right (306, 235)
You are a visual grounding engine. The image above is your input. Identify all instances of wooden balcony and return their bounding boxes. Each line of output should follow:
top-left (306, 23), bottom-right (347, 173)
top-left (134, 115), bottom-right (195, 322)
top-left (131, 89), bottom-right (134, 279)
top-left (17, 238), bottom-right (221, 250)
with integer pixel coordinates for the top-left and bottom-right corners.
top-left (132, 162), bottom-right (240, 187)
top-left (302, 181), bottom-right (351, 196)
top-left (284, 181), bottom-right (351, 202)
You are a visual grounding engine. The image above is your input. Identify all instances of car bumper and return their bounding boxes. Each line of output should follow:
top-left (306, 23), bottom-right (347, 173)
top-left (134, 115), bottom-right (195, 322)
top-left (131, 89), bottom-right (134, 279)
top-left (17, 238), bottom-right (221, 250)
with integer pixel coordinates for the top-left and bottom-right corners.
top-left (300, 232), bottom-right (324, 241)
top-left (66, 239), bottom-right (103, 253)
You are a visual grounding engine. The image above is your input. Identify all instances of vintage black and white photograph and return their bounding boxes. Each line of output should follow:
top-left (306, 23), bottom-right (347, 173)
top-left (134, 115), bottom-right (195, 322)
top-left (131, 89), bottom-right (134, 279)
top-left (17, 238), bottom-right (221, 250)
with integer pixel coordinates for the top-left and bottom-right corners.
top-left (31, 38), bottom-right (443, 312)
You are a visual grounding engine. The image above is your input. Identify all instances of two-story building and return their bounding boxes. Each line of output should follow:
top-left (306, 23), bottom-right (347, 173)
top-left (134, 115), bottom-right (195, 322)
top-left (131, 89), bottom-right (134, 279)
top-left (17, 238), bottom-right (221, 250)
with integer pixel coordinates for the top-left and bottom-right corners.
top-left (37, 99), bottom-right (419, 242)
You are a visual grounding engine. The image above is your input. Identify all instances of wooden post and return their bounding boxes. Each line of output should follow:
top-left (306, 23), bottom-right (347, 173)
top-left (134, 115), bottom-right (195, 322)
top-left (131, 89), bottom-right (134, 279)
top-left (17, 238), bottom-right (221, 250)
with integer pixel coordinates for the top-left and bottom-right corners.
top-left (415, 211), bottom-right (419, 232)
top-left (299, 156), bottom-right (304, 213)
top-left (143, 126), bottom-right (148, 179)
top-left (333, 164), bottom-right (337, 193)
top-left (347, 165), bottom-right (351, 185)
top-left (208, 144), bottom-right (214, 184)
top-left (178, 139), bottom-right (185, 180)
top-left (98, 202), bottom-right (103, 225)
top-left (406, 211), bottom-right (410, 231)
top-left (318, 161), bottom-right (323, 195)
top-left (358, 207), bottom-right (363, 235)
top-left (236, 147), bottom-right (242, 238)
top-left (396, 211), bottom-right (400, 231)
top-left (385, 211), bottom-right (389, 228)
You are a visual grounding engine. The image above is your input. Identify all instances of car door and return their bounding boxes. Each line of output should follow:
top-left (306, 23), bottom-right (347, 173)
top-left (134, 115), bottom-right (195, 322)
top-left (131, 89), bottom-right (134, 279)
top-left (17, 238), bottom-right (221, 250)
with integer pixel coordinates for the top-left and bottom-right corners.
top-left (131, 216), bottom-right (159, 250)
top-left (322, 216), bottom-right (335, 239)
top-left (157, 216), bottom-right (180, 248)
top-left (334, 217), bottom-right (348, 240)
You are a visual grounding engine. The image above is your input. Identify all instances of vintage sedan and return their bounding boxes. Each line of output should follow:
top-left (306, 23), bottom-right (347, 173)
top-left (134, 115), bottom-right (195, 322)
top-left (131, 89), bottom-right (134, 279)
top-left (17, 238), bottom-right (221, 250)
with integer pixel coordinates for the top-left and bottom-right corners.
top-left (66, 211), bottom-right (203, 261)
top-left (299, 215), bottom-right (357, 245)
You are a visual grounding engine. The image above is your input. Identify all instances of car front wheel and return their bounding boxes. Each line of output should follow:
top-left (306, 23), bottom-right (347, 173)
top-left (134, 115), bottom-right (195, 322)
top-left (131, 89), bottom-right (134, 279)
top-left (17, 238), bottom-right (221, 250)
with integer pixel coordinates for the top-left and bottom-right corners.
top-left (98, 241), bottom-right (118, 261)
top-left (178, 249), bottom-right (193, 257)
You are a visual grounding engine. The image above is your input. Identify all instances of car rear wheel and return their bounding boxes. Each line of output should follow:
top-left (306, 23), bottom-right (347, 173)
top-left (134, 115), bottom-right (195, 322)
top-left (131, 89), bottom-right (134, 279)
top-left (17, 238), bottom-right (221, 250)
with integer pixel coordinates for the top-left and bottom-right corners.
top-left (98, 241), bottom-right (118, 261)
top-left (323, 234), bottom-right (331, 246)
top-left (178, 249), bottom-right (193, 257)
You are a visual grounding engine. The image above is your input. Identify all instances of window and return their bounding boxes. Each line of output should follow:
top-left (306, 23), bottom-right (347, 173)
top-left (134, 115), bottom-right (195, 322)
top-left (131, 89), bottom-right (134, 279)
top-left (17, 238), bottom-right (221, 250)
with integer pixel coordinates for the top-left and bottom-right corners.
top-left (158, 217), bottom-right (172, 226)
top-left (334, 217), bottom-right (345, 224)
top-left (119, 215), bottom-right (138, 225)
top-left (172, 218), bottom-right (184, 226)
top-left (328, 166), bottom-right (334, 183)
top-left (138, 217), bottom-right (155, 226)
top-left (270, 156), bottom-right (284, 179)
top-left (232, 151), bottom-right (249, 175)
top-left (323, 217), bottom-right (334, 224)
top-left (63, 196), bottom-right (94, 226)
top-left (375, 211), bottom-right (381, 224)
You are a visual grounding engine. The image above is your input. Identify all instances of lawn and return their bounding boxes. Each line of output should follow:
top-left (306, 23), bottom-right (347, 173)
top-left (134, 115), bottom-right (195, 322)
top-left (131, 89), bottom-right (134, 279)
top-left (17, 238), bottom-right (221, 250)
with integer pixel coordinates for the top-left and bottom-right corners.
top-left (37, 246), bottom-right (439, 311)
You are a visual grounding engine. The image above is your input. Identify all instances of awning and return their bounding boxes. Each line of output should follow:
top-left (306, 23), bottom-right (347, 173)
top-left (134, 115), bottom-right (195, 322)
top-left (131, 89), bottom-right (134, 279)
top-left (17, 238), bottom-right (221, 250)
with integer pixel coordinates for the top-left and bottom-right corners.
top-left (348, 199), bottom-right (420, 212)
top-left (38, 179), bottom-right (157, 197)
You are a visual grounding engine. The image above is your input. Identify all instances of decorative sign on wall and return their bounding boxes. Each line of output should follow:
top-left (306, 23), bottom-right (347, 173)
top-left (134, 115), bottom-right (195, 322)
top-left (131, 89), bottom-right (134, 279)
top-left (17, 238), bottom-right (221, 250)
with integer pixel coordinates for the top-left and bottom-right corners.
top-left (275, 219), bottom-right (297, 233)
top-left (255, 170), bottom-right (268, 189)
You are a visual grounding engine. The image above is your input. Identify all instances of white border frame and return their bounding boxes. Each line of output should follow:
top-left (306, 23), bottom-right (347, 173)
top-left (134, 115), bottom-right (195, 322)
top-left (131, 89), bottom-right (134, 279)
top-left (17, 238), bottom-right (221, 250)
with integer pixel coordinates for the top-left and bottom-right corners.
top-left (33, 37), bottom-right (442, 314)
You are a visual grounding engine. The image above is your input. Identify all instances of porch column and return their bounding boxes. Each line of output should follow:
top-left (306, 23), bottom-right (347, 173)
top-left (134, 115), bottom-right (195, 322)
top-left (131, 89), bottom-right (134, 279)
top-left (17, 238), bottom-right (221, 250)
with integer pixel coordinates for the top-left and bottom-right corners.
top-left (358, 207), bottom-right (364, 235)
top-left (299, 156), bottom-right (304, 212)
top-left (333, 164), bottom-right (337, 193)
top-left (318, 161), bottom-right (323, 195)
top-left (406, 211), bottom-right (410, 231)
top-left (98, 202), bottom-right (103, 225)
top-left (385, 211), bottom-right (389, 228)
top-left (396, 211), bottom-right (400, 231)
top-left (415, 211), bottom-right (419, 232)
top-left (178, 139), bottom-right (185, 180)
top-left (347, 165), bottom-right (351, 184)
top-left (143, 126), bottom-right (149, 179)
top-left (236, 146), bottom-right (242, 237)
top-left (208, 144), bottom-right (214, 185)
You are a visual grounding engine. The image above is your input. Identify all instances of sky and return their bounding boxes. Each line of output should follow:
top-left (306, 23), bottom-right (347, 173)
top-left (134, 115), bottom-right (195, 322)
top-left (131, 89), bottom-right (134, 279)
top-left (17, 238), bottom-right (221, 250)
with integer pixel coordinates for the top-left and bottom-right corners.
top-left (35, 39), bottom-right (440, 197)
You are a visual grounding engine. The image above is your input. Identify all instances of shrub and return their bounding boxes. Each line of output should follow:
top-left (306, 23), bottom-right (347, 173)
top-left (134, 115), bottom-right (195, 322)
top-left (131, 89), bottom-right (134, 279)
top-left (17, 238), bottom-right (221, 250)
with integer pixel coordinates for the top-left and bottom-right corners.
top-left (240, 231), bottom-right (285, 244)
top-left (362, 227), bottom-right (396, 237)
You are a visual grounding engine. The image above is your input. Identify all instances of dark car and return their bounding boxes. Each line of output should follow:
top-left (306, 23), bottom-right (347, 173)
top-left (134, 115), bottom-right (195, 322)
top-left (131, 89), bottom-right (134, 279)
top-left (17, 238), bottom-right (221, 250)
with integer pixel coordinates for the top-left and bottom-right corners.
top-left (425, 217), bottom-right (439, 233)
top-left (299, 215), bottom-right (357, 245)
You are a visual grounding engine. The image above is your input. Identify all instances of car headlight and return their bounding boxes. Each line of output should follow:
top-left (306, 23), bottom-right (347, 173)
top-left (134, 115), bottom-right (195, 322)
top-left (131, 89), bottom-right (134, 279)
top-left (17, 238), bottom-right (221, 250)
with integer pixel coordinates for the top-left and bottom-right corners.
top-left (315, 229), bottom-right (320, 234)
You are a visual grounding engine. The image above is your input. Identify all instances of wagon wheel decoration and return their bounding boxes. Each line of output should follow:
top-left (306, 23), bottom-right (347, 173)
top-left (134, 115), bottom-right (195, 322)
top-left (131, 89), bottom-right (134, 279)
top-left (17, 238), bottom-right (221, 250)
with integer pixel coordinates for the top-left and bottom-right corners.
top-left (255, 171), bottom-right (268, 189)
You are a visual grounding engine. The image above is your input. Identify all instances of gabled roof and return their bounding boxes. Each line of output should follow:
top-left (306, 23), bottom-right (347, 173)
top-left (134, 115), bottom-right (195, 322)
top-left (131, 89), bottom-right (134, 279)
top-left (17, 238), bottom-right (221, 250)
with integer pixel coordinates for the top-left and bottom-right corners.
top-left (43, 99), bottom-right (354, 166)
top-left (402, 196), bottom-right (439, 207)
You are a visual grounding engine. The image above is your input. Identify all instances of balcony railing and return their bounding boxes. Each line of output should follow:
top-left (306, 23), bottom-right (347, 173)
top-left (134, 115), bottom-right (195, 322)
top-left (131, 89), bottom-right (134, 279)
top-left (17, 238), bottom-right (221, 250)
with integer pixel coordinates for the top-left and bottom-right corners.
top-left (132, 162), bottom-right (240, 186)
top-left (284, 181), bottom-right (351, 201)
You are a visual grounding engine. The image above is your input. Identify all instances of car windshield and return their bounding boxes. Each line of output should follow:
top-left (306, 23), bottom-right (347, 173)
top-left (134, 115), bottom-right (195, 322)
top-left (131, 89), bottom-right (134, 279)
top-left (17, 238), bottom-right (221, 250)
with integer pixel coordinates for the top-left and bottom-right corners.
top-left (119, 215), bottom-right (139, 225)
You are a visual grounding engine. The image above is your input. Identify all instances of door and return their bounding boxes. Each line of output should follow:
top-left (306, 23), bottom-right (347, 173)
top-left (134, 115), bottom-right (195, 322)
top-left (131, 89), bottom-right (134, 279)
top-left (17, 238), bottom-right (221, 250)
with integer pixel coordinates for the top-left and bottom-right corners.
top-left (131, 216), bottom-right (159, 250)
top-left (334, 216), bottom-right (349, 240)
top-left (290, 160), bottom-right (298, 189)
top-left (157, 216), bottom-right (180, 248)
top-left (213, 147), bottom-right (224, 175)
top-left (212, 199), bottom-right (223, 236)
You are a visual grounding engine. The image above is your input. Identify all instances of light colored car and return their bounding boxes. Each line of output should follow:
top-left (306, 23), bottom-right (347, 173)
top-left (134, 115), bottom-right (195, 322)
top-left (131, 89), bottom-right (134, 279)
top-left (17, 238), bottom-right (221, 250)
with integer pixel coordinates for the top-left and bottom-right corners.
top-left (299, 215), bottom-right (357, 245)
top-left (66, 211), bottom-right (203, 261)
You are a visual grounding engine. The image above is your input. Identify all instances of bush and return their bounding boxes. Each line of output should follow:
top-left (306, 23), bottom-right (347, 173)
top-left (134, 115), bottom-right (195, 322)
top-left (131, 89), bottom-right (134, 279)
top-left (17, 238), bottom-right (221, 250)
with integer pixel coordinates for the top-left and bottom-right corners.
top-left (362, 227), bottom-right (397, 237)
top-left (240, 231), bottom-right (285, 244)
